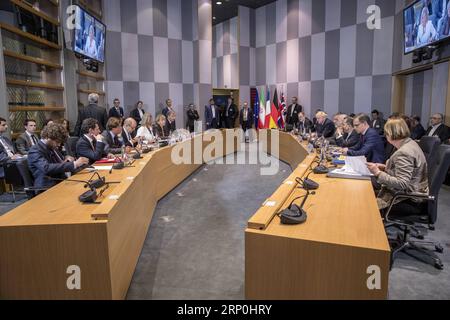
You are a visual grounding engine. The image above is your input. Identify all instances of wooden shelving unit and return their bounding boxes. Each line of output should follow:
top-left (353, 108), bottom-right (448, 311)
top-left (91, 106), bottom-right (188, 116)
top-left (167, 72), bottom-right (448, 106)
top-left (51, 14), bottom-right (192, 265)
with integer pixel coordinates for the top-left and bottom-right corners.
top-left (0, 0), bottom-right (65, 134)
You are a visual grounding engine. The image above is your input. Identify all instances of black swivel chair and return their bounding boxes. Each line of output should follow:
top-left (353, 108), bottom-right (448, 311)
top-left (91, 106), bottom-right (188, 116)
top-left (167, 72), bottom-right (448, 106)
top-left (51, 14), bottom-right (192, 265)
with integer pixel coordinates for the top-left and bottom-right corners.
top-left (65, 136), bottom-right (79, 157)
top-left (386, 145), bottom-right (450, 270)
top-left (419, 136), bottom-right (441, 180)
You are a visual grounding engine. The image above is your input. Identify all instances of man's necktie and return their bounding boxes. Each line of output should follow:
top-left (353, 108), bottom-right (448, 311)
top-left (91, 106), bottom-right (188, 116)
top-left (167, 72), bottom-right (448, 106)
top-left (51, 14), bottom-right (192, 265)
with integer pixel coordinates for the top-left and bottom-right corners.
top-left (31, 135), bottom-right (38, 145)
top-left (114, 135), bottom-right (120, 147)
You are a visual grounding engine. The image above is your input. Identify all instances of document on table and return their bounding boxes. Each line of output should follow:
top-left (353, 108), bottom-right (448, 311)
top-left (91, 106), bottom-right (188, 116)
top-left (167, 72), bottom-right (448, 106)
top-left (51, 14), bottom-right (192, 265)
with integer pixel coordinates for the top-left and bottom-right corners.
top-left (328, 156), bottom-right (373, 180)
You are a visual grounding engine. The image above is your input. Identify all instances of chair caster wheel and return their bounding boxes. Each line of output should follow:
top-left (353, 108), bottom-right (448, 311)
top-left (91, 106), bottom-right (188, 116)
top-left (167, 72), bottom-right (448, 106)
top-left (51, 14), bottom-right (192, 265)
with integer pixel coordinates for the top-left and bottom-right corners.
top-left (435, 261), bottom-right (444, 270)
top-left (435, 245), bottom-right (444, 254)
top-left (417, 235), bottom-right (425, 240)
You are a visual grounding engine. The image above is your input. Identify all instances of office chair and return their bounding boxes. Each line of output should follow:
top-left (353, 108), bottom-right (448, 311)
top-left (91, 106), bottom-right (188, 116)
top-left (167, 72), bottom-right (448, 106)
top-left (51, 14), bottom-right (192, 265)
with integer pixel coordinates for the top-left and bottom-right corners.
top-left (418, 136), bottom-right (441, 180)
top-left (386, 145), bottom-right (450, 270)
top-left (65, 136), bottom-right (79, 157)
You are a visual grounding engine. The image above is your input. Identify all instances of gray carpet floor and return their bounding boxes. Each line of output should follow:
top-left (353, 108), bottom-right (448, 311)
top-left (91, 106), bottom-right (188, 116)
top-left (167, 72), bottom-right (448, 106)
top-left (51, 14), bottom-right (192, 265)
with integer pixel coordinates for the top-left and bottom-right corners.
top-left (1, 149), bottom-right (449, 300)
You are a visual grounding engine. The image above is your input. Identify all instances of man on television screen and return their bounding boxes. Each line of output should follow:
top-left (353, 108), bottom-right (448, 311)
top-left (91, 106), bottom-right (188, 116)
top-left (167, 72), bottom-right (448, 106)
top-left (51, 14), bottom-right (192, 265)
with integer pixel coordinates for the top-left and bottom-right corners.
top-left (438, 1), bottom-right (450, 37)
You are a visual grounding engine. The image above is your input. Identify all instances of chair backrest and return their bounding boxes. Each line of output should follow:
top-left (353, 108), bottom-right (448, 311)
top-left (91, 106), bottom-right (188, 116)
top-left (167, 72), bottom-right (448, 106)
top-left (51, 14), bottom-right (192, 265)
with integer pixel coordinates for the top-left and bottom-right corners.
top-left (66, 136), bottom-right (79, 157)
top-left (428, 145), bottom-right (450, 224)
top-left (4, 159), bottom-right (34, 188)
top-left (419, 136), bottom-right (441, 180)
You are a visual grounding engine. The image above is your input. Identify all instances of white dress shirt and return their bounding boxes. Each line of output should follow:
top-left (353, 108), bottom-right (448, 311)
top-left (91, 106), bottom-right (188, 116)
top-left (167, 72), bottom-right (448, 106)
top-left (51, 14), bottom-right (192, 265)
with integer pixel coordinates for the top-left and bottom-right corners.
top-left (429, 123), bottom-right (443, 137)
top-left (137, 126), bottom-right (155, 141)
top-left (417, 21), bottom-right (437, 46)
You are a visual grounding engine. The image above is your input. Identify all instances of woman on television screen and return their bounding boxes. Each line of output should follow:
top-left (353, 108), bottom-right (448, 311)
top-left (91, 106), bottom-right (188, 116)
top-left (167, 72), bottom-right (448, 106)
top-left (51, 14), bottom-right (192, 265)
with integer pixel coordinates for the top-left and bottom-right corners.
top-left (416, 6), bottom-right (438, 46)
top-left (84, 24), bottom-right (98, 59)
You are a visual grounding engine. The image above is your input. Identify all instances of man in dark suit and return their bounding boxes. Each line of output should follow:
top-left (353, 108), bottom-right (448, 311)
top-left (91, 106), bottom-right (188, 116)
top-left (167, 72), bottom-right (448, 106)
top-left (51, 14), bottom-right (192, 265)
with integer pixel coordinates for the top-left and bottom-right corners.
top-left (108, 98), bottom-right (125, 120)
top-left (371, 109), bottom-right (386, 136)
top-left (224, 97), bottom-right (238, 129)
top-left (15, 119), bottom-right (39, 155)
top-left (0, 117), bottom-right (21, 179)
top-left (205, 99), bottom-right (220, 130)
top-left (186, 103), bottom-right (200, 132)
top-left (165, 111), bottom-right (177, 134)
top-left (344, 114), bottom-right (385, 164)
top-left (425, 113), bottom-right (450, 143)
top-left (162, 99), bottom-right (175, 119)
top-left (130, 100), bottom-right (146, 125)
top-left (239, 102), bottom-right (254, 142)
top-left (101, 117), bottom-right (124, 155)
top-left (27, 123), bottom-right (89, 189)
top-left (122, 118), bottom-right (138, 147)
top-left (74, 93), bottom-right (108, 136)
top-left (294, 112), bottom-right (313, 134)
top-left (411, 115), bottom-right (426, 140)
top-left (285, 97), bottom-right (303, 127)
top-left (314, 111), bottom-right (336, 139)
top-left (75, 118), bottom-right (107, 165)
top-left (335, 117), bottom-right (360, 148)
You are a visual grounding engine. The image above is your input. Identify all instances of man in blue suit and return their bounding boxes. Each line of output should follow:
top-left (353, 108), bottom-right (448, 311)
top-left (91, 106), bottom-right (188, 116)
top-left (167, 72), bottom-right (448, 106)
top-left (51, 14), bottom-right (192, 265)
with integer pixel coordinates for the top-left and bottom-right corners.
top-left (108, 98), bottom-right (125, 120)
top-left (205, 99), bottom-right (220, 130)
top-left (76, 118), bottom-right (107, 164)
top-left (28, 123), bottom-right (89, 189)
top-left (343, 114), bottom-right (386, 164)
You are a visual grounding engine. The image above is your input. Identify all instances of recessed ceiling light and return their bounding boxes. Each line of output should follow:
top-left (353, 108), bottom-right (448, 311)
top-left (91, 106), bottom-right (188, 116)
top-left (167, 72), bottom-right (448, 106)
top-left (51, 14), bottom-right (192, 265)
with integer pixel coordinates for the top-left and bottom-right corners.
top-left (216, 1), bottom-right (222, 4)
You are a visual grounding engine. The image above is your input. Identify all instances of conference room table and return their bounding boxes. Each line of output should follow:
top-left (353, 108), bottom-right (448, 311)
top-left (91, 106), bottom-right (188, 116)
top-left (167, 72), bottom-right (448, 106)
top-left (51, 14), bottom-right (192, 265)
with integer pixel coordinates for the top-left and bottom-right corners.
top-left (0, 130), bottom-right (241, 300)
top-left (246, 130), bottom-right (391, 300)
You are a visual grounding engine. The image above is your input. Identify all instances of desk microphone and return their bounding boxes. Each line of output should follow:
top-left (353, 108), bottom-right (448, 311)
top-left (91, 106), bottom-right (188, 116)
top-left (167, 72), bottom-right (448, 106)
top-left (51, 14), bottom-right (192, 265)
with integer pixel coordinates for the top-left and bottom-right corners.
top-left (47, 177), bottom-right (99, 203)
top-left (278, 188), bottom-right (315, 225)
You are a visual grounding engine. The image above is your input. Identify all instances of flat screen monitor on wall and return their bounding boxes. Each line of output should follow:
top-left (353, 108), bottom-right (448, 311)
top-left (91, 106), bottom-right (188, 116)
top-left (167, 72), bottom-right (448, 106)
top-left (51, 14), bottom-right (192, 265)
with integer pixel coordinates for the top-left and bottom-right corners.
top-left (72, 5), bottom-right (106, 63)
top-left (404, 0), bottom-right (450, 54)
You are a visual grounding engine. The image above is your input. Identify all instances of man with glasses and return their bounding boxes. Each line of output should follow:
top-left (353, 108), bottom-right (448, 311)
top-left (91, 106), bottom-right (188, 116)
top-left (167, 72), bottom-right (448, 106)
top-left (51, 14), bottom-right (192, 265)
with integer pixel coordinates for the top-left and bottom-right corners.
top-left (425, 113), bottom-right (450, 143)
top-left (342, 114), bottom-right (385, 164)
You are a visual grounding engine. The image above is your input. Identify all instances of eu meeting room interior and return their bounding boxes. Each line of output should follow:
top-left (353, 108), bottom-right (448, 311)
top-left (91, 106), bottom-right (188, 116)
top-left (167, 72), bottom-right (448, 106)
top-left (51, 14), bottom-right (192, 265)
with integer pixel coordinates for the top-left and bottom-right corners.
top-left (1, 0), bottom-right (450, 302)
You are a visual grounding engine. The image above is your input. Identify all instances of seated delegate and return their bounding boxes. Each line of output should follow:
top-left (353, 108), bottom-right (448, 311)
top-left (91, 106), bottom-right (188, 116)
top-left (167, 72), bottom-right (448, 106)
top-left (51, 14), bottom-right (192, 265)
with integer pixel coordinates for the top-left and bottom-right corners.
top-left (367, 118), bottom-right (429, 212)
top-left (343, 113), bottom-right (385, 164)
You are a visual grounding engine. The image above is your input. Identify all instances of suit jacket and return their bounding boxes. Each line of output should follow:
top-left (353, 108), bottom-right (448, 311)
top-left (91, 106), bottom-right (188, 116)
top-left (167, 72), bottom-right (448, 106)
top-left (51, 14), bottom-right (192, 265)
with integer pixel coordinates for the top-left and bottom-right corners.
top-left (101, 130), bottom-right (123, 155)
top-left (0, 136), bottom-right (16, 178)
top-left (411, 124), bottom-right (426, 140)
top-left (335, 130), bottom-right (360, 148)
top-left (348, 128), bottom-right (386, 163)
top-left (425, 124), bottom-right (450, 143)
top-left (165, 120), bottom-right (176, 134)
top-left (109, 106), bottom-right (124, 119)
top-left (153, 124), bottom-right (170, 139)
top-left (27, 141), bottom-right (76, 188)
top-left (205, 105), bottom-right (219, 128)
top-left (371, 119), bottom-right (386, 136)
top-left (74, 104), bottom-right (108, 137)
top-left (75, 135), bottom-right (106, 164)
top-left (225, 104), bottom-right (238, 119)
top-left (15, 132), bottom-right (39, 155)
top-left (130, 108), bottom-right (145, 125)
top-left (285, 104), bottom-right (303, 126)
top-left (122, 128), bottom-right (137, 148)
top-left (186, 109), bottom-right (200, 129)
top-left (294, 118), bottom-right (313, 133)
top-left (376, 138), bottom-right (429, 209)
top-left (239, 108), bottom-right (254, 129)
top-left (315, 118), bottom-right (336, 139)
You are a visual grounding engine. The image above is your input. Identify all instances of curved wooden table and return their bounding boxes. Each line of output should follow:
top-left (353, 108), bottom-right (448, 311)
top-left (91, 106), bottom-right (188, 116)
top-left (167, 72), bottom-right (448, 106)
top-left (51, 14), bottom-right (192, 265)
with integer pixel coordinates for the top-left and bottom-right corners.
top-left (246, 131), bottom-right (391, 300)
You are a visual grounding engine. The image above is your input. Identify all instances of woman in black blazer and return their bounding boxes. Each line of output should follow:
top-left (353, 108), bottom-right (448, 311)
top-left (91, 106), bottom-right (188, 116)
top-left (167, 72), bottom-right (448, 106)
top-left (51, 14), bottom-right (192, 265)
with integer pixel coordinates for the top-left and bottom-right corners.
top-left (153, 114), bottom-right (170, 139)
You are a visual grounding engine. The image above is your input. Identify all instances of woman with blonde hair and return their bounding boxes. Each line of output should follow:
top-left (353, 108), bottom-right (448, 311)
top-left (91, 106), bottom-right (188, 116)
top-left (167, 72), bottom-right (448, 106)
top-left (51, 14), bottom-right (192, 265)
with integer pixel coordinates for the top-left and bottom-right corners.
top-left (153, 114), bottom-right (170, 139)
top-left (367, 118), bottom-right (429, 211)
top-left (136, 113), bottom-right (156, 142)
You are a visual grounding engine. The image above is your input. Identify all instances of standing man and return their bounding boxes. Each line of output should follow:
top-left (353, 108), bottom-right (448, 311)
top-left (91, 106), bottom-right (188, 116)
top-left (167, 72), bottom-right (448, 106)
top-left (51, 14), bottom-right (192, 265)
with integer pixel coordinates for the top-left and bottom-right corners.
top-left (205, 99), bottom-right (219, 130)
top-left (425, 113), bottom-right (450, 143)
top-left (239, 102), bottom-right (254, 142)
top-left (16, 119), bottom-right (39, 155)
top-left (74, 93), bottom-right (108, 136)
top-left (285, 97), bottom-right (303, 127)
top-left (186, 103), bottom-right (200, 133)
top-left (371, 109), bottom-right (386, 136)
top-left (130, 101), bottom-right (146, 125)
top-left (109, 98), bottom-right (125, 120)
top-left (224, 97), bottom-right (238, 129)
top-left (162, 99), bottom-right (175, 119)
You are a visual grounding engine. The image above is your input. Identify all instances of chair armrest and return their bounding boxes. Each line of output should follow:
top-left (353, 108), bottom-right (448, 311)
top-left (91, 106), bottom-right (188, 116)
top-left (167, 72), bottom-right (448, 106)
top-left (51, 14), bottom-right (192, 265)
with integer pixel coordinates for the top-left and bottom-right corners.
top-left (384, 192), bottom-right (435, 224)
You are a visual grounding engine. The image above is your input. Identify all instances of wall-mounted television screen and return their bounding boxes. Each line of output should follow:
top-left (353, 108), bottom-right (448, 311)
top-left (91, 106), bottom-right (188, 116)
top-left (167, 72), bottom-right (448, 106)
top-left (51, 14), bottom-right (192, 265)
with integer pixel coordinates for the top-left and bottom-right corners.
top-left (73, 5), bottom-right (105, 63)
top-left (404, 0), bottom-right (450, 54)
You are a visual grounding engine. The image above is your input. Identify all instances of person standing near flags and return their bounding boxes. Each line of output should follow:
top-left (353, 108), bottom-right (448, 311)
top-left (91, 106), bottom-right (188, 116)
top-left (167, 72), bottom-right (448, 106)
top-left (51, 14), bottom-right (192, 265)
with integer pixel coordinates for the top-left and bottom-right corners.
top-left (285, 97), bottom-right (303, 127)
top-left (240, 102), bottom-right (254, 143)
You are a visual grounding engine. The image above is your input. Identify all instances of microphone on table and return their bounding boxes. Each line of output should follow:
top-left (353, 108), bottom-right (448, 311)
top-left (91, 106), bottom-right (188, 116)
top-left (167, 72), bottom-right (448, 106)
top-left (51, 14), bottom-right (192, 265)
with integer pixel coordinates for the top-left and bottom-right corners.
top-left (46, 177), bottom-right (99, 203)
top-left (278, 187), bottom-right (315, 225)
